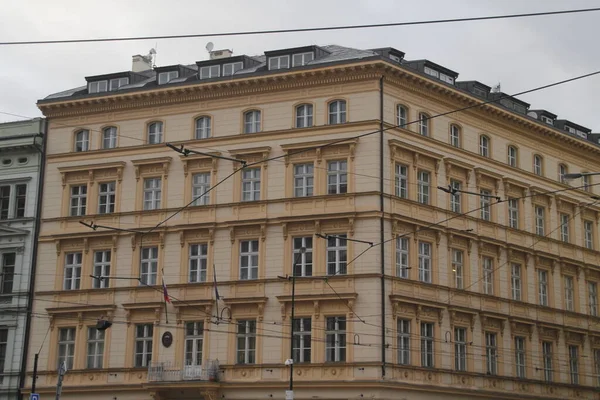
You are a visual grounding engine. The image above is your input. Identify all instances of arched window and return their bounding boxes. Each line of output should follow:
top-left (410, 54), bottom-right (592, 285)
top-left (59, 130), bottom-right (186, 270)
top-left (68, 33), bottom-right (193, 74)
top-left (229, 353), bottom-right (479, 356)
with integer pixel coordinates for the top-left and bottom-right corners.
top-left (195, 116), bottom-right (211, 139)
top-left (533, 155), bottom-right (543, 176)
top-left (295, 104), bottom-right (313, 128)
top-left (244, 110), bottom-right (261, 133)
top-left (559, 164), bottom-right (568, 183)
top-left (479, 135), bottom-right (490, 157)
top-left (507, 146), bottom-right (518, 167)
top-left (418, 113), bottom-right (429, 136)
top-left (450, 124), bottom-right (461, 147)
top-left (102, 126), bottom-right (117, 149)
top-left (328, 100), bottom-right (346, 125)
top-left (397, 105), bottom-right (408, 128)
top-left (147, 122), bottom-right (163, 144)
top-left (74, 129), bottom-right (90, 152)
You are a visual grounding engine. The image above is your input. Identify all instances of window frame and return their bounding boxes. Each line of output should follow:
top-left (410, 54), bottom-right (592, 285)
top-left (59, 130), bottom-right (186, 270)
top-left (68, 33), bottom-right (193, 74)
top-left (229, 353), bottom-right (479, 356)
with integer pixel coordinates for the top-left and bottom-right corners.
top-left (560, 213), bottom-right (570, 243)
top-left (479, 135), bottom-right (490, 157)
top-left (102, 126), bottom-right (117, 149)
top-left (69, 184), bottom-right (88, 216)
top-left (584, 220), bottom-right (594, 249)
top-left (292, 317), bottom-right (312, 363)
top-left (397, 105), bottom-right (408, 128)
top-left (0, 182), bottom-right (27, 220)
top-left (293, 163), bottom-right (314, 197)
top-left (143, 177), bottom-right (162, 210)
top-left (542, 341), bottom-right (553, 382)
top-left (452, 249), bottom-right (464, 289)
top-left (515, 336), bottom-right (526, 378)
top-left (139, 246), bottom-right (159, 286)
top-left (243, 110), bottom-right (262, 134)
top-left (199, 65), bottom-right (220, 79)
top-left (507, 145), bottom-right (518, 167)
top-left (57, 327), bottom-right (76, 370)
top-left (0, 253), bottom-right (15, 295)
top-left (134, 323), bottom-right (153, 368)
top-left (569, 345), bottom-right (579, 385)
top-left (268, 55), bottom-right (290, 70)
top-left (535, 206), bottom-right (545, 235)
top-left (194, 116), bottom-right (212, 140)
top-left (420, 322), bottom-right (434, 368)
top-left (454, 327), bottom-right (467, 371)
top-left (418, 113), bottom-right (429, 136)
top-left (511, 263), bottom-right (521, 301)
top-left (533, 154), bottom-right (543, 176)
top-left (295, 104), bottom-right (314, 129)
top-left (157, 70), bottom-right (179, 85)
top-left (417, 170), bottom-right (430, 205)
top-left (236, 319), bottom-right (257, 364)
top-left (239, 239), bottom-right (259, 280)
top-left (63, 252), bottom-right (82, 291)
top-left (589, 281), bottom-right (598, 316)
top-left (326, 234), bottom-right (347, 276)
top-left (189, 243), bottom-right (208, 283)
top-left (191, 172), bottom-right (211, 206)
top-left (508, 198), bottom-right (519, 229)
top-left (293, 236), bottom-right (313, 277)
top-left (450, 179), bottom-right (461, 213)
top-left (241, 167), bottom-right (261, 202)
top-left (92, 250), bottom-right (111, 289)
top-left (480, 190), bottom-right (491, 221)
top-left (74, 129), bottom-right (90, 152)
top-left (292, 52), bottom-right (314, 67)
top-left (538, 269), bottom-right (549, 306)
top-left (325, 316), bottom-right (346, 362)
top-left (450, 124), bottom-right (461, 148)
top-left (185, 321), bottom-right (204, 367)
top-left (485, 331), bottom-right (498, 375)
top-left (482, 256), bottom-right (494, 295)
top-left (147, 121), bottom-right (164, 144)
top-left (564, 275), bottom-right (575, 312)
top-left (396, 237), bottom-right (409, 279)
top-left (328, 100), bottom-right (347, 125)
top-left (395, 164), bottom-right (408, 199)
top-left (97, 181), bottom-right (116, 214)
top-left (418, 241), bottom-right (432, 284)
top-left (327, 160), bottom-right (348, 195)
top-left (86, 327), bottom-right (105, 369)
top-left (559, 164), bottom-right (568, 184)
top-left (397, 319), bottom-right (410, 365)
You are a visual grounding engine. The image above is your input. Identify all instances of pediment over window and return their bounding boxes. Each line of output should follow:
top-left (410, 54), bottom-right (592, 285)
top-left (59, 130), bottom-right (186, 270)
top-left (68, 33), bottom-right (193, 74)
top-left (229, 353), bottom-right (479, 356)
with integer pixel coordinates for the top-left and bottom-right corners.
top-left (0, 226), bottom-right (29, 236)
top-left (131, 157), bottom-right (171, 181)
top-left (479, 312), bottom-right (507, 335)
top-left (474, 167), bottom-right (502, 193)
top-left (502, 177), bottom-right (529, 197)
top-left (280, 138), bottom-right (358, 166)
top-left (277, 293), bottom-right (357, 320)
top-left (180, 153), bottom-right (220, 176)
top-left (58, 161), bottom-right (126, 187)
top-left (389, 295), bottom-right (445, 326)
top-left (228, 146), bottom-right (271, 168)
top-left (389, 139), bottom-right (443, 174)
top-left (47, 304), bottom-right (116, 330)
top-left (509, 319), bottom-right (534, 339)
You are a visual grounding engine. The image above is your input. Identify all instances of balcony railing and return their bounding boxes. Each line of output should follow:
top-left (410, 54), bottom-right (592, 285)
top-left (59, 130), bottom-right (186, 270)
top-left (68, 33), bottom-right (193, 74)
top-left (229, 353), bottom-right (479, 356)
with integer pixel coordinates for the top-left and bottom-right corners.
top-left (148, 360), bottom-right (219, 382)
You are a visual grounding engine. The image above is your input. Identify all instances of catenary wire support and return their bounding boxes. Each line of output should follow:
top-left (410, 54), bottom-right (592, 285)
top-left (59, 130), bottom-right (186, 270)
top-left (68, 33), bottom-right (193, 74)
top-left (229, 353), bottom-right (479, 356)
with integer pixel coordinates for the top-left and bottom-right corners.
top-left (315, 233), bottom-right (374, 246)
top-left (166, 143), bottom-right (247, 165)
top-left (79, 220), bottom-right (145, 234)
top-left (438, 185), bottom-right (502, 202)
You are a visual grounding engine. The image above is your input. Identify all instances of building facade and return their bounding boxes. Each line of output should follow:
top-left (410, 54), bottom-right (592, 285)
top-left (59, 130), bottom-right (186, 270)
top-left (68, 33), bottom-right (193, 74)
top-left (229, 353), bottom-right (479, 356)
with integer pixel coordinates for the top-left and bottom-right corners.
top-left (25, 45), bottom-right (600, 400)
top-left (0, 118), bottom-right (44, 400)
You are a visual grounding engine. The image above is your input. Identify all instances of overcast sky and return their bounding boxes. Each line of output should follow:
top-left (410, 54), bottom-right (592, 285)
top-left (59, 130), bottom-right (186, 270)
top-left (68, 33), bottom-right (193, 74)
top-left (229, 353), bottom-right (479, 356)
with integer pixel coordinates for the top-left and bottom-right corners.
top-left (1, 0), bottom-right (599, 130)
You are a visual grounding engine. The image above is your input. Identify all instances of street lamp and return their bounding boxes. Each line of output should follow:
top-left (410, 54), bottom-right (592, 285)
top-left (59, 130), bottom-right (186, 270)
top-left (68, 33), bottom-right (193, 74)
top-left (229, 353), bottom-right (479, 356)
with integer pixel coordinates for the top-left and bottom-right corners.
top-left (278, 246), bottom-right (306, 400)
top-left (564, 172), bottom-right (600, 180)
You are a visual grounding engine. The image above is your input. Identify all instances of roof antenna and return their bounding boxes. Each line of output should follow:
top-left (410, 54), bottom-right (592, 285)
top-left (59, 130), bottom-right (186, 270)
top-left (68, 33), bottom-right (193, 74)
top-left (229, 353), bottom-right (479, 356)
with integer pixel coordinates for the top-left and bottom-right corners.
top-left (492, 82), bottom-right (501, 93)
top-left (149, 45), bottom-right (157, 68)
top-left (206, 41), bottom-right (214, 58)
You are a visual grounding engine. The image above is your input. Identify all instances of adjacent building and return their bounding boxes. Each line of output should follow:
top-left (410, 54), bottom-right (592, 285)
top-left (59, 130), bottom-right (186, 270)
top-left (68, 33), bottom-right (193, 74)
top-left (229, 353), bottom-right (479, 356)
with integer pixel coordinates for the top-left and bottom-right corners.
top-left (25, 45), bottom-right (600, 400)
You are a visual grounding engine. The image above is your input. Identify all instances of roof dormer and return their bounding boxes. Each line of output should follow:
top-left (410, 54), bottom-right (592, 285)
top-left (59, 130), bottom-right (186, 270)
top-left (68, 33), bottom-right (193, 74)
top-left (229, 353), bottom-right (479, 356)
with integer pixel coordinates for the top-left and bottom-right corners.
top-left (195, 56), bottom-right (261, 80)
top-left (527, 109), bottom-right (557, 126)
top-left (403, 59), bottom-right (458, 85)
top-left (489, 92), bottom-right (530, 115)
top-left (154, 65), bottom-right (196, 85)
top-left (456, 81), bottom-right (491, 99)
top-left (85, 71), bottom-right (147, 94)
top-left (264, 45), bottom-right (331, 71)
top-left (555, 119), bottom-right (591, 139)
top-left (371, 47), bottom-right (405, 63)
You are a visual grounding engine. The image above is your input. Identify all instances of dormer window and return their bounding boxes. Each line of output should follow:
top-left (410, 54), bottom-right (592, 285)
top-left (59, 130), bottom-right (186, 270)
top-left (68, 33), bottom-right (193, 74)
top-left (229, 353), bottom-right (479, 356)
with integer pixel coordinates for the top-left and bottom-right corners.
top-left (424, 66), bottom-right (439, 78)
top-left (89, 81), bottom-right (108, 94)
top-left (109, 77), bottom-right (129, 91)
top-left (389, 54), bottom-right (401, 63)
top-left (292, 52), bottom-right (314, 67)
top-left (158, 71), bottom-right (179, 85)
top-left (200, 65), bottom-right (220, 80)
top-left (541, 116), bottom-right (554, 125)
top-left (269, 55), bottom-right (290, 70)
top-left (472, 86), bottom-right (488, 98)
top-left (439, 73), bottom-right (454, 84)
top-left (223, 62), bottom-right (243, 76)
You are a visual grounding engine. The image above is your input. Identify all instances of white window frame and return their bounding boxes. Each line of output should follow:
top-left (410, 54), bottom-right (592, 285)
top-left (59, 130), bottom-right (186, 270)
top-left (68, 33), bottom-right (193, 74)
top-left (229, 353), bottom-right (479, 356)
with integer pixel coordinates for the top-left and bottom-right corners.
top-left (268, 55), bottom-right (290, 70)
top-left (507, 146), bottom-right (517, 167)
top-left (292, 317), bottom-right (311, 363)
top-left (533, 155), bottom-right (543, 176)
top-left (450, 124), bottom-right (460, 147)
top-left (450, 180), bottom-right (461, 213)
top-left (109, 77), bottom-right (128, 91)
top-left (535, 206), bottom-right (545, 235)
top-left (397, 319), bottom-right (410, 365)
top-left (0, 253), bottom-right (15, 295)
top-left (479, 135), bottom-right (490, 157)
top-left (417, 170), bottom-right (430, 205)
top-left (511, 263), bottom-right (521, 301)
top-left (292, 52), bottom-right (314, 67)
top-left (584, 220), bottom-right (594, 249)
top-left (560, 213), bottom-right (570, 243)
top-left (239, 240), bottom-right (259, 280)
top-left (418, 113), bottom-right (429, 136)
top-left (420, 322), bottom-right (434, 368)
top-left (195, 116), bottom-right (211, 139)
top-left (0, 183), bottom-right (27, 220)
top-left (102, 126), bottom-right (117, 149)
top-left (74, 130), bottom-right (90, 152)
top-left (538, 269), bottom-right (549, 306)
top-left (325, 317), bottom-right (346, 362)
top-left (69, 184), bottom-right (87, 216)
top-left (418, 241), bottom-right (432, 283)
top-left (395, 164), bottom-right (408, 199)
top-left (185, 321), bottom-right (204, 366)
top-left (542, 341), bottom-right (553, 382)
top-left (88, 80), bottom-right (107, 93)
top-left (223, 62), bottom-right (243, 77)
top-left (293, 236), bottom-right (313, 277)
top-left (58, 327), bottom-right (76, 369)
top-left (452, 249), bottom-right (463, 289)
top-left (140, 246), bottom-right (158, 286)
top-left (92, 250), bottom-right (111, 289)
top-left (480, 190), bottom-right (491, 221)
top-left (192, 172), bottom-right (211, 206)
top-left (236, 320), bottom-right (256, 364)
top-left (583, 174), bottom-right (591, 192)
top-left (87, 327), bottom-right (105, 369)
top-left (134, 324), bottom-right (153, 367)
top-left (326, 235), bottom-right (347, 276)
top-left (396, 237), bottom-right (409, 278)
top-left (158, 71), bottom-right (179, 85)
top-left (589, 281), bottom-right (598, 316)
top-left (565, 275), bottom-right (575, 312)
top-left (515, 336), bottom-right (526, 378)
top-left (295, 104), bottom-right (313, 128)
top-left (143, 177), bottom-right (162, 210)
top-left (454, 327), bottom-right (466, 371)
top-left (508, 198), bottom-right (519, 229)
top-left (327, 160), bottom-right (348, 195)
top-left (328, 100), bottom-right (346, 125)
top-left (569, 345), bottom-right (579, 384)
top-left (147, 122), bottom-right (163, 144)
top-left (241, 168), bottom-right (261, 202)
top-left (485, 332), bottom-right (498, 375)
top-left (294, 163), bottom-right (314, 197)
top-left (559, 164), bottom-right (568, 183)
top-left (244, 110), bottom-right (261, 133)
top-left (397, 105), bottom-right (407, 128)
top-left (97, 181), bottom-right (115, 214)
top-left (63, 252), bottom-right (82, 290)
top-left (189, 243), bottom-right (208, 283)
top-left (482, 257), bottom-right (494, 295)
top-left (424, 66), bottom-right (439, 78)
top-left (199, 65), bottom-right (220, 79)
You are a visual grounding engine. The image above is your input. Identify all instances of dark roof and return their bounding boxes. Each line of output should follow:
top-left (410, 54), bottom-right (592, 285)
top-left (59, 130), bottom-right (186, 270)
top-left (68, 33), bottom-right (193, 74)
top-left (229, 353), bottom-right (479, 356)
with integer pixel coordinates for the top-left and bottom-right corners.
top-left (403, 59), bottom-right (459, 78)
top-left (529, 109), bottom-right (558, 119)
top-left (555, 119), bottom-right (591, 133)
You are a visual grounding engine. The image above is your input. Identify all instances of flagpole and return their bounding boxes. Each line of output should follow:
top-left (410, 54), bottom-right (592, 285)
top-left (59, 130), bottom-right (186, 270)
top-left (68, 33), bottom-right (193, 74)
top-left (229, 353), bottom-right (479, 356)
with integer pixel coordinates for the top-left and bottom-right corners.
top-left (162, 270), bottom-right (169, 324)
top-left (213, 264), bottom-right (220, 323)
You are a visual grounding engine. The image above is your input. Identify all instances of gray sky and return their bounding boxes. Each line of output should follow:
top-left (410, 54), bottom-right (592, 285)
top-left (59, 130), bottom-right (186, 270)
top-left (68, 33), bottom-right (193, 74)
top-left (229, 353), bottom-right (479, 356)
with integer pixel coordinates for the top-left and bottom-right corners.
top-left (1, 0), bottom-right (599, 130)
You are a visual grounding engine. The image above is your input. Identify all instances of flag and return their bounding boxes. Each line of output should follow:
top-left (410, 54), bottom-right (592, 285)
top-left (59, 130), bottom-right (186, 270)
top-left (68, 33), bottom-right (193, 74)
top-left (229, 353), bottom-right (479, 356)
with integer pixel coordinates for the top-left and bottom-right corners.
top-left (162, 277), bottom-right (171, 303)
top-left (213, 264), bottom-right (220, 301)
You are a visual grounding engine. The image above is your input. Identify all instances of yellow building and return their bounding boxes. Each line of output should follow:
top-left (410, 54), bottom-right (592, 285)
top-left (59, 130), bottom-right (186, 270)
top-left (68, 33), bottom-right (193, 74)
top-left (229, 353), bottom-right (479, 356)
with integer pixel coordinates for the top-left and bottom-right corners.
top-left (25, 45), bottom-right (600, 400)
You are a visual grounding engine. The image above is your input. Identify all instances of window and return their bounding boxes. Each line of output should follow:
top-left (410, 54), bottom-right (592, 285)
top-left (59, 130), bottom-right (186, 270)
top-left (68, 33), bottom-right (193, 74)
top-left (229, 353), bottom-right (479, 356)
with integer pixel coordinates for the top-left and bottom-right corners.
top-left (236, 320), bottom-right (256, 364)
top-left (507, 146), bottom-right (518, 167)
top-left (389, 54), bottom-right (402, 63)
top-left (595, 349), bottom-right (600, 387)
top-left (482, 257), bottom-right (494, 295)
top-left (69, 185), bottom-right (87, 216)
top-left (74, 130), bottom-right (90, 152)
top-left (325, 317), bottom-right (346, 362)
top-left (420, 322), bottom-right (434, 368)
top-left (515, 336), bottom-right (526, 378)
top-left (450, 124), bottom-right (461, 147)
top-left (424, 66), bottom-right (439, 78)
top-left (569, 345), bottom-right (579, 384)
top-left (199, 65), bottom-right (220, 79)
top-left (102, 127), bottom-right (117, 149)
top-left (454, 327), bottom-right (467, 371)
top-left (327, 235), bottom-right (347, 276)
top-left (418, 241), bottom-right (432, 283)
top-left (560, 213), bottom-right (570, 243)
top-left (195, 117), bottom-right (211, 139)
top-left (244, 110), bottom-right (261, 133)
top-left (450, 180), bottom-right (461, 213)
top-left (58, 328), bottom-right (76, 369)
top-left (295, 104), bottom-right (313, 128)
top-left (134, 324), bottom-right (153, 367)
top-left (87, 328), bottom-right (105, 369)
top-left (140, 246), bottom-right (158, 286)
top-left (485, 332), bottom-right (498, 375)
top-left (239, 240), bottom-right (259, 280)
top-left (0, 183), bottom-right (26, 219)
top-left (147, 122), bottom-right (163, 144)
top-left (565, 276), bottom-right (575, 312)
top-left (559, 164), bottom-right (568, 183)
top-left (109, 77), bottom-right (128, 91)
top-left (583, 174), bottom-right (591, 192)
top-left (98, 182), bottom-right (115, 214)
top-left (479, 135), bottom-right (490, 157)
top-left (480, 190), bottom-right (491, 221)
top-left (418, 113), bottom-right (429, 136)
top-left (396, 237), bottom-right (409, 278)
top-left (64, 252), bottom-right (82, 290)
top-left (327, 160), bottom-right (348, 195)
top-left (533, 155), bottom-right (543, 176)
top-left (223, 62), bottom-right (243, 76)
top-left (293, 237), bottom-right (313, 277)
top-left (397, 105), bottom-right (407, 128)
top-left (585, 220), bottom-right (594, 249)
top-left (0, 253), bottom-right (14, 294)
top-left (241, 168), bottom-right (261, 201)
top-left (294, 164), bottom-right (314, 197)
top-left (292, 318), bottom-right (311, 363)
top-left (328, 100), bottom-right (346, 125)
top-left (589, 282), bottom-right (598, 316)
top-left (452, 249), bottom-right (464, 289)
top-left (158, 71), bottom-right (179, 85)
top-left (538, 269), bottom-right (549, 306)
top-left (397, 319), bottom-right (410, 365)
top-left (185, 321), bottom-right (204, 366)
top-left (192, 173), bottom-right (210, 206)
top-left (535, 206), bottom-right (545, 235)
top-left (0, 330), bottom-right (7, 374)
top-left (268, 55), bottom-right (289, 70)
top-left (511, 263), bottom-right (521, 301)
top-left (143, 178), bottom-right (162, 210)
top-left (292, 52), bottom-right (314, 67)
top-left (189, 244), bottom-right (208, 283)
top-left (417, 170), bottom-right (430, 205)
top-left (542, 341), bottom-right (553, 382)
top-left (88, 80), bottom-right (107, 93)
top-left (395, 164), bottom-right (408, 198)
top-left (439, 73), bottom-right (454, 84)
top-left (508, 198), bottom-right (519, 229)
top-left (92, 250), bottom-right (111, 289)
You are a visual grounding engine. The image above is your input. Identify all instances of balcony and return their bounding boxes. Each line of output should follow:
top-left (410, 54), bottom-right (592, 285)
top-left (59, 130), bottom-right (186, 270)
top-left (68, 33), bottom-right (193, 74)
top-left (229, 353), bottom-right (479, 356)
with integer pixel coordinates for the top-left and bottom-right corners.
top-left (148, 360), bottom-right (219, 382)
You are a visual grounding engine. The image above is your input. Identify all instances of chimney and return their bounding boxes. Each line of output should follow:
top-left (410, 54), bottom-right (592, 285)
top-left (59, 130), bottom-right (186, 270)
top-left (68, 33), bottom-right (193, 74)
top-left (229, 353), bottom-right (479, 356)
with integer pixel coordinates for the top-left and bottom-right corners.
top-left (209, 49), bottom-right (233, 60)
top-left (132, 54), bottom-right (153, 72)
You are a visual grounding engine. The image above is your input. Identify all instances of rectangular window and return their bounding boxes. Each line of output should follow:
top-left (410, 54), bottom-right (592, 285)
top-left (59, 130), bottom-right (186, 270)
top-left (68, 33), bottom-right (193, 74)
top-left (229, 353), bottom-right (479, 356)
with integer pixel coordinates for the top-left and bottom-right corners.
top-left (482, 257), bottom-right (494, 295)
top-left (454, 327), bottom-right (466, 371)
top-left (589, 281), bottom-right (598, 316)
top-left (92, 250), bottom-right (111, 289)
top-left (88, 80), bottom-right (107, 93)
top-left (192, 172), bottom-right (211, 206)
top-left (535, 206), bottom-right (545, 235)
top-left (95, 181), bottom-right (115, 214)
top-left (417, 170), bottom-right (430, 205)
top-left (397, 319), bottom-right (410, 365)
top-left (480, 190), bottom-right (491, 221)
top-left (585, 220), bottom-right (594, 249)
top-left (508, 198), bottom-right (519, 229)
top-left (237, 320), bottom-right (257, 364)
top-left (0, 183), bottom-right (27, 219)
top-left (292, 52), bottom-right (314, 67)
top-left (583, 174), bottom-right (591, 192)
top-left (565, 276), bottom-right (574, 312)
top-left (58, 327), bottom-right (76, 369)
top-left (134, 324), bottom-right (153, 367)
top-left (395, 164), bottom-right (408, 198)
top-left (327, 235), bottom-right (347, 276)
top-left (327, 161), bottom-right (348, 195)
top-left (143, 178), bottom-right (162, 210)
top-left (109, 77), bottom-right (129, 91)
top-left (0, 329), bottom-right (7, 373)
top-left (239, 240), bottom-right (259, 280)
top-left (420, 322), bottom-right (434, 368)
top-left (538, 269), bottom-right (549, 306)
top-left (424, 66), bottom-right (439, 78)
top-left (185, 321), bottom-right (204, 366)
top-left (569, 345), bottom-right (579, 385)
top-left (199, 65), bottom-right (220, 79)
top-left (87, 328), bottom-right (105, 369)
top-left (140, 246), bottom-right (158, 286)
top-left (450, 180), bottom-right (461, 213)
top-left (485, 332), bottom-right (498, 375)
top-left (418, 241), bottom-right (432, 283)
top-left (0, 253), bottom-right (14, 295)
top-left (595, 349), bottom-right (600, 387)
top-left (515, 336), bottom-right (526, 378)
top-left (511, 263), bottom-right (521, 301)
top-left (64, 252), bottom-right (82, 290)
top-left (294, 164), bottom-right (314, 197)
top-left (241, 168), bottom-right (261, 201)
top-left (292, 318), bottom-right (311, 363)
top-left (542, 341), bottom-right (553, 382)
top-left (189, 244), bottom-right (208, 283)
top-left (223, 62), bottom-right (243, 76)
top-left (560, 213), bottom-right (570, 243)
top-left (396, 237), bottom-right (409, 278)
top-left (452, 249), bottom-right (464, 289)
top-left (293, 237), bottom-right (313, 277)
top-left (158, 71), bottom-right (179, 84)
top-left (70, 185), bottom-right (87, 216)
top-left (268, 55), bottom-right (290, 70)
top-left (325, 317), bottom-right (346, 362)
top-left (450, 125), bottom-right (460, 147)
